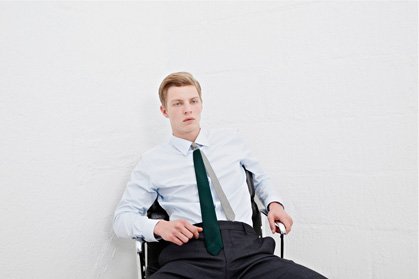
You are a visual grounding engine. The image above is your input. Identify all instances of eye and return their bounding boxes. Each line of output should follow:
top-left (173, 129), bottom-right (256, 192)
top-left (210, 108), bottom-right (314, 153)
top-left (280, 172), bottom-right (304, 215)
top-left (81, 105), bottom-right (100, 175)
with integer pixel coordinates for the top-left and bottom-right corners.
top-left (173, 102), bottom-right (181, 106)
top-left (191, 99), bottom-right (199, 104)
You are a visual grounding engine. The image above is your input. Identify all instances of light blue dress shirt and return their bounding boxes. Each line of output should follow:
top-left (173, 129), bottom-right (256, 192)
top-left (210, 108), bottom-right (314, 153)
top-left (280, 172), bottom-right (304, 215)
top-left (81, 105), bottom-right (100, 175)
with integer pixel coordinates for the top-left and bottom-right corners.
top-left (113, 128), bottom-right (283, 242)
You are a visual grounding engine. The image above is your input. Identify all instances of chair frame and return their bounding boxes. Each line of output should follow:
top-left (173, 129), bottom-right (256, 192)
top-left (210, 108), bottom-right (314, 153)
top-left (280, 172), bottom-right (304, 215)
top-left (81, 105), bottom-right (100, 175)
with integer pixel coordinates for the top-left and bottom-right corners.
top-left (136, 168), bottom-right (285, 279)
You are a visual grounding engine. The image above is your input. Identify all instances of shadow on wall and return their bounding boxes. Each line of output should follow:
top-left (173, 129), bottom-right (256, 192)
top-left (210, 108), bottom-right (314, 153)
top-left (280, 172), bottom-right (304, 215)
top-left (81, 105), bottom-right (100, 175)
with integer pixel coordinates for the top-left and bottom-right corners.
top-left (136, 87), bottom-right (171, 149)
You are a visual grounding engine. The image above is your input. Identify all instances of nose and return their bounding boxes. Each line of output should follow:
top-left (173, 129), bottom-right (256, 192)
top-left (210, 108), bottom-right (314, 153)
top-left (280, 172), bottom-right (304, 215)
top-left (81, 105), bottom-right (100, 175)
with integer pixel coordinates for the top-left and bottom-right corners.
top-left (183, 103), bottom-right (192, 114)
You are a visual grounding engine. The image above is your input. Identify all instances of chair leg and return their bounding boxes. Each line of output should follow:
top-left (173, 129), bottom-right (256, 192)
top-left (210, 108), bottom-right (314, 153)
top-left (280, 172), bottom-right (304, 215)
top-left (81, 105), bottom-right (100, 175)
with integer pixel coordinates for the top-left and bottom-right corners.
top-left (137, 242), bottom-right (146, 279)
top-left (280, 234), bottom-right (284, 258)
top-left (138, 251), bottom-right (146, 279)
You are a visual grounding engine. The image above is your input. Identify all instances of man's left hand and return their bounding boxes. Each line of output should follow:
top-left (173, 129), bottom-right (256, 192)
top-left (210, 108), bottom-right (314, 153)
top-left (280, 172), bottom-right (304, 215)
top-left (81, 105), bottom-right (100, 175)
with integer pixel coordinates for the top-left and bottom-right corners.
top-left (267, 202), bottom-right (293, 234)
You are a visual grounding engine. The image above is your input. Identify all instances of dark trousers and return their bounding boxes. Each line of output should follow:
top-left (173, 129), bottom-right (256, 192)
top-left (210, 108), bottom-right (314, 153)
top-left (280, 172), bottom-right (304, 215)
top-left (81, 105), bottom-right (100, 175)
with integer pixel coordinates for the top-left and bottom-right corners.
top-left (150, 221), bottom-right (326, 279)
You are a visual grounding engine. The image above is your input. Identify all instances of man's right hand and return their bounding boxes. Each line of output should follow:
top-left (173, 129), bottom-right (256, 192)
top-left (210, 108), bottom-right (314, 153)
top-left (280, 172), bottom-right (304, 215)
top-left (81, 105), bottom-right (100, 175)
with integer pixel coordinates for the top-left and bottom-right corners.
top-left (153, 219), bottom-right (203, 246)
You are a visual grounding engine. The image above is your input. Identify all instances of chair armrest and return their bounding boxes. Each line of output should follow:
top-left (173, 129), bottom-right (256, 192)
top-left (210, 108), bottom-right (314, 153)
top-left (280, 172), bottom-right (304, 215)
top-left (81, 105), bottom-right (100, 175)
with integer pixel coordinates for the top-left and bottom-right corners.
top-left (136, 240), bottom-right (143, 253)
top-left (260, 209), bottom-right (287, 235)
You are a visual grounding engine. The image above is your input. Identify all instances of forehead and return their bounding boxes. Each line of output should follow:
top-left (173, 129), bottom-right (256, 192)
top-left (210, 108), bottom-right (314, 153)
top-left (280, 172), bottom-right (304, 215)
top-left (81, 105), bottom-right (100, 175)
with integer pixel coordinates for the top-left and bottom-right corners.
top-left (166, 85), bottom-right (199, 101)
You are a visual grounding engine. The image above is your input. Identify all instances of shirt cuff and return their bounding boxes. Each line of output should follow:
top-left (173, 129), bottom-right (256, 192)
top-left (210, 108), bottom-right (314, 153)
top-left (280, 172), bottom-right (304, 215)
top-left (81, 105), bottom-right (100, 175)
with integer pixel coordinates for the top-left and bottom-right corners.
top-left (267, 200), bottom-right (285, 211)
top-left (136, 218), bottom-right (162, 242)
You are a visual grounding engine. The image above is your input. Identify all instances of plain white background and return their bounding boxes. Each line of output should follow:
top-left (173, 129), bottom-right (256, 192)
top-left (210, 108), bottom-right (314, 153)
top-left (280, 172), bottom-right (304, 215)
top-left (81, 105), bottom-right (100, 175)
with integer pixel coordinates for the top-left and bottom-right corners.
top-left (0, 1), bottom-right (417, 278)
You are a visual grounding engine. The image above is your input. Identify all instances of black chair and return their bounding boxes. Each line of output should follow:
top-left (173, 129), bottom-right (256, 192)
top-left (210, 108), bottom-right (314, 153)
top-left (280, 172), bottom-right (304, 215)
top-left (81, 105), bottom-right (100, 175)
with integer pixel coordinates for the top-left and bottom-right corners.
top-left (136, 168), bottom-right (285, 279)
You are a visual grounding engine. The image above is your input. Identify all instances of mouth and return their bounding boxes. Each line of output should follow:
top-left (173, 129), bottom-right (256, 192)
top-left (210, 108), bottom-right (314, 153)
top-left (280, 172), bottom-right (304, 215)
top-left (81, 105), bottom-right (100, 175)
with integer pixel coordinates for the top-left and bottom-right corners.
top-left (183, 117), bottom-right (195, 122)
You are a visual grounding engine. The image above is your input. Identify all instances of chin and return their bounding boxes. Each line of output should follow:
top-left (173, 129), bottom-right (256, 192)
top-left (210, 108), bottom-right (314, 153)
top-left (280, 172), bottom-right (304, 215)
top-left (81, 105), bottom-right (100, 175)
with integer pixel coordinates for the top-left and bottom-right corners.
top-left (183, 125), bottom-right (199, 133)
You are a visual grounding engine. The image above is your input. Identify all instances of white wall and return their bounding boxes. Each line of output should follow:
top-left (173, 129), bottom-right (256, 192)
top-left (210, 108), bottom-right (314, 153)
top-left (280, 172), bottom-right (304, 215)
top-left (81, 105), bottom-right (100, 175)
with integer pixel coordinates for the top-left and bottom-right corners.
top-left (0, 1), bottom-right (417, 278)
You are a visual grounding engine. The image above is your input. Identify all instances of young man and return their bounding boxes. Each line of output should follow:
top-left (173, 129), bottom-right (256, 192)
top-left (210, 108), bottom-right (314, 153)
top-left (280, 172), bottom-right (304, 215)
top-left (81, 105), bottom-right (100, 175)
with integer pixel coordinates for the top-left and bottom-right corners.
top-left (113, 72), bottom-right (326, 278)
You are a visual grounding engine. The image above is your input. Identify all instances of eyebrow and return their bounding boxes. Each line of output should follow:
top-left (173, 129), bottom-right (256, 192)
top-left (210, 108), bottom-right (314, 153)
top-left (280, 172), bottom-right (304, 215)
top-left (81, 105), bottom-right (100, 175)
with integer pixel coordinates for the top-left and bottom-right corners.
top-left (170, 99), bottom-right (183, 103)
top-left (170, 97), bottom-right (199, 103)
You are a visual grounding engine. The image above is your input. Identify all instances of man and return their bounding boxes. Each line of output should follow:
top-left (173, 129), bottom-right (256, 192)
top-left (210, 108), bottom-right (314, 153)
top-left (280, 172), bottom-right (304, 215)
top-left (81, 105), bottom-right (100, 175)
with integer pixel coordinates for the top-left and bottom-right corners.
top-left (113, 72), bottom-right (326, 278)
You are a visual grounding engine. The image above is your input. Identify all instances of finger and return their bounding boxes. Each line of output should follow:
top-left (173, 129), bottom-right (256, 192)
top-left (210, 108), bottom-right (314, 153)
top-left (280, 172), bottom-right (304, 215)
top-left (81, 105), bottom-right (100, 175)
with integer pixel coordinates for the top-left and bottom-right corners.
top-left (194, 226), bottom-right (203, 239)
top-left (173, 221), bottom-right (193, 240)
top-left (175, 231), bottom-right (190, 244)
top-left (168, 235), bottom-right (183, 246)
top-left (284, 217), bottom-right (293, 234)
top-left (286, 221), bottom-right (293, 234)
top-left (268, 214), bottom-right (276, 233)
top-left (191, 226), bottom-right (202, 239)
top-left (184, 223), bottom-right (203, 239)
top-left (284, 223), bottom-right (291, 234)
top-left (196, 227), bottom-right (204, 238)
top-left (178, 224), bottom-right (194, 239)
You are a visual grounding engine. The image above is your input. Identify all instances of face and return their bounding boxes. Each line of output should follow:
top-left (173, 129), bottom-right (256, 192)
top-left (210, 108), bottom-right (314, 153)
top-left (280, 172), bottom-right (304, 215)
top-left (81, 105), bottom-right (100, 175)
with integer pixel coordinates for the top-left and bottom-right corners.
top-left (160, 85), bottom-right (203, 140)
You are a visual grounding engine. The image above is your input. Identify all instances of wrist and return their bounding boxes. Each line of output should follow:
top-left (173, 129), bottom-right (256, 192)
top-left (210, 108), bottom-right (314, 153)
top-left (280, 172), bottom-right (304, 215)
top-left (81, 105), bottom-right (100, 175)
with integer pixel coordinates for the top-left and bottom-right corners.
top-left (268, 201), bottom-right (284, 211)
top-left (153, 220), bottom-right (166, 238)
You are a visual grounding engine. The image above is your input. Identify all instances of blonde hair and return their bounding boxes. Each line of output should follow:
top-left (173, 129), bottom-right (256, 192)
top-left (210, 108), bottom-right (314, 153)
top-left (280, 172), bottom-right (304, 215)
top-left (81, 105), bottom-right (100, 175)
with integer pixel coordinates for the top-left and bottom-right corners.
top-left (158, 72), bottom-right (202, 106)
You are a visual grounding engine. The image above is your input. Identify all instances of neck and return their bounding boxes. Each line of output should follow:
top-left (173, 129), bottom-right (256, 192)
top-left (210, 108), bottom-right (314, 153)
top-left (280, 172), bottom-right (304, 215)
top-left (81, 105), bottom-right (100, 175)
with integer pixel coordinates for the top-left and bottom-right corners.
top-left (173, 128), bottom-right (201, 142)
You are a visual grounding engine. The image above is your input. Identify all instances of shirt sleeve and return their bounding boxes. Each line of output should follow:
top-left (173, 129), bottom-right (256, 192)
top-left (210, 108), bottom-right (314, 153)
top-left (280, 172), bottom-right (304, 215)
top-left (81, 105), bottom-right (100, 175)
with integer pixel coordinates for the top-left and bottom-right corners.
top-left (236, 131), bottom-right (284, 209)
top-left (113, 158), bottom-right (160, 242)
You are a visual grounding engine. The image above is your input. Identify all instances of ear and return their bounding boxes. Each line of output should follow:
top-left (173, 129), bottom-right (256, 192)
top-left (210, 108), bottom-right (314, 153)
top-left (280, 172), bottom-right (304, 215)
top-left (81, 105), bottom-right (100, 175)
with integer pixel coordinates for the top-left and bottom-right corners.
top-left (160, 105), bottom-right (169, 118)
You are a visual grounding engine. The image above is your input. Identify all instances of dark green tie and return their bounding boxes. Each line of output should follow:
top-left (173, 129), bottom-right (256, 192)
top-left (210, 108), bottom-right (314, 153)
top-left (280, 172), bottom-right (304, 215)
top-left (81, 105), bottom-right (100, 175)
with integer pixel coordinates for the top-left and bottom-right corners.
top-left (192, 147), bottom-right (223, 256)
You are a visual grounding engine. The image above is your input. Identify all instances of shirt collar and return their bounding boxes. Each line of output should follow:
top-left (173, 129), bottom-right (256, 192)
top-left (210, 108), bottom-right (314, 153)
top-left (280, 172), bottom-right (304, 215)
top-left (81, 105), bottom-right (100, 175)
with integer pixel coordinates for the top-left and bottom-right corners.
top-left (169, 128), bottom-right (209, 156)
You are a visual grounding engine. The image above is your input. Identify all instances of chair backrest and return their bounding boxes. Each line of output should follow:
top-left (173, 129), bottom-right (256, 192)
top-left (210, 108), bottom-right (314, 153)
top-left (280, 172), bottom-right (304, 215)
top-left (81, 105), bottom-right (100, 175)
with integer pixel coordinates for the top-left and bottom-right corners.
top-left (143, 195), bottom-right (170, 276)
top-left (143, 167), bottom-right (261, 277)
top-left (245, 169), bottom-right (263, 236)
